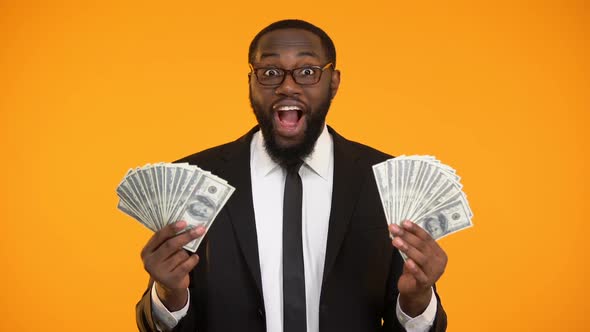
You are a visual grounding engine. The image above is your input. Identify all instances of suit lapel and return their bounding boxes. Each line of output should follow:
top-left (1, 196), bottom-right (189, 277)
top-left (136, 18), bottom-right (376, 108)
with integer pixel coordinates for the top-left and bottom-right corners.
top-left (218, 127), bottom-right (264, 299)
top-left (322, 127), bottom-right (364, 285)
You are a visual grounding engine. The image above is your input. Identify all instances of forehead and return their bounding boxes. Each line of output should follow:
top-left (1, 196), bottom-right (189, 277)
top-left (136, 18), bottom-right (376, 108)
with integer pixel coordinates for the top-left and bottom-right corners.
top-left (253, 28), bottom-right (326, 63)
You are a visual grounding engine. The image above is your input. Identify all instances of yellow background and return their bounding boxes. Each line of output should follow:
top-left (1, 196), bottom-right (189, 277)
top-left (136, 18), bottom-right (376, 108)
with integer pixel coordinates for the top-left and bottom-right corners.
top-left (1, 0), bottom-right (588, 331)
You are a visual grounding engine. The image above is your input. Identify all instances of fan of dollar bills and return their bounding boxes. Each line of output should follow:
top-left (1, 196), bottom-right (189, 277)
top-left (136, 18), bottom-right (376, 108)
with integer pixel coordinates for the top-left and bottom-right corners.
top-left (116, 163), bottom-right (235, 252)
top-left (373, 155), bottom-right (473, 241)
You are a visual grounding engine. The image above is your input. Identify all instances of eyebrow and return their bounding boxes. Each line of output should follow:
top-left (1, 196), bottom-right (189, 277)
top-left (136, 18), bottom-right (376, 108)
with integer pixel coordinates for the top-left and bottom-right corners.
top-left (259, 51), bottom-right (320, 60)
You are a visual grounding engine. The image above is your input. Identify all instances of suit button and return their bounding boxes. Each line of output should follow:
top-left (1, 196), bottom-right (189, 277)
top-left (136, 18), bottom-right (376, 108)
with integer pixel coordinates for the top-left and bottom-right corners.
top-left (320, 304), bottom-right (327, 313)
top-left (258, 308), bottom-right (265, 318)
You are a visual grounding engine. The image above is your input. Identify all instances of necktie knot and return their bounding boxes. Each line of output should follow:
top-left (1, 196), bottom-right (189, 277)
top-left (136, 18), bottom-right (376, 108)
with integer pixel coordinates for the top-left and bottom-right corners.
top-left (285, 160), bottom-right (303, 175)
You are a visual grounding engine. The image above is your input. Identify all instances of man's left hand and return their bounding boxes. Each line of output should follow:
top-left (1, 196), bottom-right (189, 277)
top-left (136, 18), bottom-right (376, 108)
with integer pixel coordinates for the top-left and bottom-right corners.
top-left (389, 220), bottom-right (448, 317)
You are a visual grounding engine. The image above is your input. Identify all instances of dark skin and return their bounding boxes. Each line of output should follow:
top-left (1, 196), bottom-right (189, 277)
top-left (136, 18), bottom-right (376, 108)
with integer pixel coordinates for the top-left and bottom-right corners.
top-left (141, 221), bottom-right (204, 311)
top-left (390, 220), bottom-right (448, 316)
top-left (249, 28), bottom-right (340, 150)
top-left (141, 28), bottom-right (448, 318)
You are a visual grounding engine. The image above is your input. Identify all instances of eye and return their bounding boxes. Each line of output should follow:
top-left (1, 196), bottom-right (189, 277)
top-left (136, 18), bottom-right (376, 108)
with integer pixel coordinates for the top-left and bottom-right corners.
top-left (299, 67), bottom-right (316, 76)
top-left (262, 68), bottom-right (282, 77)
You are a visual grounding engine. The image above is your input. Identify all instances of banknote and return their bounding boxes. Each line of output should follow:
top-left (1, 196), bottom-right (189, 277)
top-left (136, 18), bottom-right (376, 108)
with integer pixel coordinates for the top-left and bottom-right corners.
top-left (373, 156), bottom-right (473, 242)
top-left (178, 174), bottom-right (235, 252)
top-left (116, 163), bottom-right (235, 252)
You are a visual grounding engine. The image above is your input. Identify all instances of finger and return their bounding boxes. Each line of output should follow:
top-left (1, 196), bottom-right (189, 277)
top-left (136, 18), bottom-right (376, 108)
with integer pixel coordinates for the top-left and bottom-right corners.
top-left (405, 258), bottom-right (429, 285)
top-left (392, 221), bottom-right (433, 255)
top-left (391, 236), bottom-right (427, 267)
top-left (402, 221), bottom-right (448, 266)
top-left (152, 226), bottom-right (205, 262)
top-left (142, 220), bottom-right (188, 258)
top-left (161, 249), bottom-right (191, 272)
top-left (389, 223), bottom-right (403, 237)
top-left (171, 253), bottom-right (200, 276)
top-left (401, 220), bottom-right (435, 242)
top-left (390, 222), bottom-right (429, 243)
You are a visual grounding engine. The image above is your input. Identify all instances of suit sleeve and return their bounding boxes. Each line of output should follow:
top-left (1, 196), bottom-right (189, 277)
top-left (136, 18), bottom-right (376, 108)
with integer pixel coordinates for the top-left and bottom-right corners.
top-left (136, 279), bottom-right (159, 332)
top-left (136, 262), bottom-right (206, 332)
top-left (430, 289), bottom-right (448, 332)
top-left (380, 249), bottom-right (447, 332)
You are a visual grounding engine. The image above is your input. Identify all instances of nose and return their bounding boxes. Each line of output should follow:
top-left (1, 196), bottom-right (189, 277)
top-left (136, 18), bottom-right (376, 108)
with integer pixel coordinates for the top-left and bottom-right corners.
top-left (274, 72), bottom-right (302, 96)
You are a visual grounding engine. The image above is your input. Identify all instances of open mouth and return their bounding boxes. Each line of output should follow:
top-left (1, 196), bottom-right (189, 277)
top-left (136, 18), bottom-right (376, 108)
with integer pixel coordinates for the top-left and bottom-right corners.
top-left (276, 105), bottom-right (303, 127)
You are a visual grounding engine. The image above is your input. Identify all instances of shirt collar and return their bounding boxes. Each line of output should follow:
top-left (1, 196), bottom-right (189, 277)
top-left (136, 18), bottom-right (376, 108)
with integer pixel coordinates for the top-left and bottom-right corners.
top-left (251, 125), bottom-right (333, 180)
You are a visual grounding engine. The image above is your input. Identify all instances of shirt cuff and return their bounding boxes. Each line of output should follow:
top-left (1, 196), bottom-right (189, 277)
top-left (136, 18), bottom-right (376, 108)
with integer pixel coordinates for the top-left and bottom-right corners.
top-left (395, 287), bottom-right (437, 332)
top-left (150, 283), bottom-right (190, 331)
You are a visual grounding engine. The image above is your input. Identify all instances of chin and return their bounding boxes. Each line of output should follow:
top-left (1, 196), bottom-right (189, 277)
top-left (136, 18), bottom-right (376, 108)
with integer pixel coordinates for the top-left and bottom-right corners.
top-left (249, 89), bottom-right (332, 166)
top-left (273, 132), bottom-right (306, 149)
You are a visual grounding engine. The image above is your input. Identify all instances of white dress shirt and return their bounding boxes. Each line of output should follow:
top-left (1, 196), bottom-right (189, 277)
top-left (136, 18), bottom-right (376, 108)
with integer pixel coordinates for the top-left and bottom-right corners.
top-left (151, 126), bottom-right (438, 331)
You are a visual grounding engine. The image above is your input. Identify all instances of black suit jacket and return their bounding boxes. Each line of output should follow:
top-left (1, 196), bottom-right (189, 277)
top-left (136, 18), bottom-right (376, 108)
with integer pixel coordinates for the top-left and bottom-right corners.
top-left (136, 126), bottom-right (447, 332)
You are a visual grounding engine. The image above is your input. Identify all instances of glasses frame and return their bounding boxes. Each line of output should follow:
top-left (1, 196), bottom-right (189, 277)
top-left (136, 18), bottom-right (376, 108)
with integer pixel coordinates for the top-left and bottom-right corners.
top-left (249, 62), bottom-right (334, 86)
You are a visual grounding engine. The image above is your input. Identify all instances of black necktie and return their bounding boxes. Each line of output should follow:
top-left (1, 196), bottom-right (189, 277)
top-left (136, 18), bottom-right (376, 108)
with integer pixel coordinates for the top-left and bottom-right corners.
top-left (283, 161), bottom-right (306, 332)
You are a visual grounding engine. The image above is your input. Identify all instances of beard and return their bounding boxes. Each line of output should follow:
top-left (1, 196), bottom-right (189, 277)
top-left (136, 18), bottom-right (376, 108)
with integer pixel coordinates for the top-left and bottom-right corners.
top-left (249, 88), bottom-right (331, 167)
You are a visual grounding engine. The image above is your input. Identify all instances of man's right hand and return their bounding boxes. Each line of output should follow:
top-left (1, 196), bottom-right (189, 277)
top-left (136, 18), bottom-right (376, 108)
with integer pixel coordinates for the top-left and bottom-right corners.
top-left (141, 220), bottom-right (205, 311)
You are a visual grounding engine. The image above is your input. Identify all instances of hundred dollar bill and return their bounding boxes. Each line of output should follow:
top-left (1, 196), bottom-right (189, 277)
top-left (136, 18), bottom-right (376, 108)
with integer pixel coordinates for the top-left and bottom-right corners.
top-left (372, 162), bottom-right (391, 223)
top-left (117, 163), bottom-right (236, 252)
top-left (372, 155), bottom-right (473, 251)
top-left (178, 173), bottom-right (235, 252)
top-left (415, 195), bottom-right (473, 240)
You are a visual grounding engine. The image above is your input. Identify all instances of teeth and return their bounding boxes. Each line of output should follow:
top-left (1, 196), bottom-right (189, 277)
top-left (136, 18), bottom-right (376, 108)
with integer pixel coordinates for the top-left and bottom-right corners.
top-left (276, 105), bottom-right (301, 111)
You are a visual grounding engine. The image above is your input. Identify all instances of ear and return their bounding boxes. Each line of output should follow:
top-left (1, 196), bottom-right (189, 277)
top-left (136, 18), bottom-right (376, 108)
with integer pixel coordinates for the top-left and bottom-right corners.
top-left (248, 72), bottom-right (252, 84)
top-left (330, 69), bottom-right (341, 100)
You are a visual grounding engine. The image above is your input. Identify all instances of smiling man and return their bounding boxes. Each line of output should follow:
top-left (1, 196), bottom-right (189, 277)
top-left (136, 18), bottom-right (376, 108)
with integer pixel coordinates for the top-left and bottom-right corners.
top-left (136, 19), bottom-right (448, 332)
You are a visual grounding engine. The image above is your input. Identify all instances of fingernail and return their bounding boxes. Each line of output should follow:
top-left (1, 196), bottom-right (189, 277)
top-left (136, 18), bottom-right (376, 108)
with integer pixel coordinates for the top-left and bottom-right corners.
top-left (402, 220), bottom-right (412, 228)
top-left (390, 224), bottom-right (403, 236)
top-left (175, 220), bottom-right (187, 229)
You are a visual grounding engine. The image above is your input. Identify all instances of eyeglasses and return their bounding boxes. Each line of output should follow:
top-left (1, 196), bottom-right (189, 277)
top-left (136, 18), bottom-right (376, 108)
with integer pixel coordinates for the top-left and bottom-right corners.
top-left (249, 63), bottom-right (333, 86)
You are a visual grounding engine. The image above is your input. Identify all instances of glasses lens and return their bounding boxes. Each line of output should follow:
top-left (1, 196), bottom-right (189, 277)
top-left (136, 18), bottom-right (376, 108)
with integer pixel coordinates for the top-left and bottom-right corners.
top-left (293, 67), bottom-right (321, 85)
top-left (256, 68), bottom-right (284, 85)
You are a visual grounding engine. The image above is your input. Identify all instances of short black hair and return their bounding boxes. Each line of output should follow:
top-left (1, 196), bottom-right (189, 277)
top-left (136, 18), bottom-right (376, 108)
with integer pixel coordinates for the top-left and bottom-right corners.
top-left (248, 19), bottom-right (337, 68)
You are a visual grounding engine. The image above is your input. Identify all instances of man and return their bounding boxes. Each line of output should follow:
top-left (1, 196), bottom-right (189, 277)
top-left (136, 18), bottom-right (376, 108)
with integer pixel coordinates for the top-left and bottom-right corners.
top-left (136, 19), bottom-right (448, 332)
